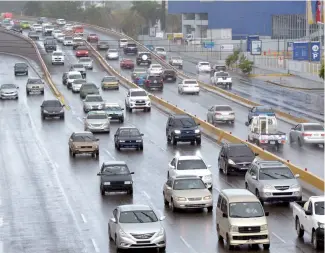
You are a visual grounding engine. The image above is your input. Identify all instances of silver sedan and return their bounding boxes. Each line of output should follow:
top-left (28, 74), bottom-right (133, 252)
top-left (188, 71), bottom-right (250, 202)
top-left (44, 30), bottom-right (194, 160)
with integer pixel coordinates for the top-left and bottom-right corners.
top-left (83, 94), bottom-right (104, 113)
top-left (108, 204), bottom-right (166, 251)
top-left (207, 105), bottom-right (235, 124)
top-left (84, 111), bottom-right (110, 133)
top-left (289, 123), bottom-right (324, 146)
top-left (0, 83), bottom-right (19, 99)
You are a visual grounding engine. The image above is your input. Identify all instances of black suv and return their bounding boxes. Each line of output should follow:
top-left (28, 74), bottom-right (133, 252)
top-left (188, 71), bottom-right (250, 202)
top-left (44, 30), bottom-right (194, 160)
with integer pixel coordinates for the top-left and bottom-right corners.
top-left (144, 74), bottom-right (163, 91)
top-left (123, 43), bottom-right (138, 55)
top-left (218, 143), bottom-right (258, 175)
top-left (97, 161), bottom-right (134, 196)
top-left (114, 127), bottom-right (144, 151)
top-left (40, 99), bottom-right (65, 120)
top-left (44, 39), bottom-right (57, 53)
top-left (166, 114), bottom-right (201, 145)
top-left (136, 52), bottom-right (152, 65)
top-left (162, 69), bottom-right (177, 82)
top-left (14, 62), bottom-right (28, 76)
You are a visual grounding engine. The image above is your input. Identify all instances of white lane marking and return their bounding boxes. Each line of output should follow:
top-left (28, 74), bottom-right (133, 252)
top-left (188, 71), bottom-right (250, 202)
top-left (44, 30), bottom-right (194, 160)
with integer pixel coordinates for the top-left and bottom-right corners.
top-left (91, 238), bottom-right (100, 252)
top-left (77, 117), bottom-right (83, 123)
top-left (142, 191), bottom-right (151, 199)
top-left (180, 236), bottom-right (197, 253)
top-left (0, 241), bottom-right (3, 253)
top-left (54, 162), bottom-right (59, 169)
top-left (0, 217), bottom-right (3, 227)
top-left (80, 213), bottom-right (87, 223)
top-left (104, 149), bottom-right (115, 160)
top-left (272, 232), bottom-right (286, 243)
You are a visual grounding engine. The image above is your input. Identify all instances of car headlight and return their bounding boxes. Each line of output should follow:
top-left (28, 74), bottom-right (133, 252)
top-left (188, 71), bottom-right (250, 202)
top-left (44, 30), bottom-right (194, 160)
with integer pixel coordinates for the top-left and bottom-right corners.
top-left (136, 140), bottom-right (142, 142)
top-left (43, 110), bottom-right (49, 113)
top-left (318, 222), bottom-right (324, 229)
top-left (98, 105), bottom-right (103, 109)
top-left (124, 181), bottom-right (132, 185)
top-left (119, 229), bottom-right (127, 237)
top-left (230, 225), bottom-right (238, 232)
top-left (174, 130), bottom-right (181, 134)
top-left (119, 140), bottom-right (125, 142)
top-left (60, 109), bottom-right (64, 113)
top-left (195, 129), bottom-right (200, 134)
top-left (177, 197), bottom-right (186, 201)
top-left (261, 224), bottom-right (268, 231)
top-left (290, 184), bottom-right (300, 189)
top-left (157, 227), bottom-right (165, 236)
top-left (203, 195), bottom-right (212, 200)
top-left (263, 184), bottom-right (273, 189)
top-left (228, 159), bottom-right (236, 165)
top-left (204, 175), bottom-right (212, 180)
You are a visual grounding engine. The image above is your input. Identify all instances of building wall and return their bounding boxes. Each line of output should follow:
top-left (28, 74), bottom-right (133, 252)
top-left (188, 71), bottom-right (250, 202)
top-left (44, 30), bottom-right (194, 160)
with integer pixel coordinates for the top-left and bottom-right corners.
top-left (168, 1), bottom-right (306, 36)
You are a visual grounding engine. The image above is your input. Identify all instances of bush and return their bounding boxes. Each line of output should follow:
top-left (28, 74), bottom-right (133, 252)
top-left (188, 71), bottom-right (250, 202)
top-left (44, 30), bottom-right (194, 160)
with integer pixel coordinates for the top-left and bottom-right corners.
top-left (238, 55), bottom-right (254, 74)
top-left (319, 60), bottom-right (324, 79)
top-left (225, 49), bottom-right (240, 69)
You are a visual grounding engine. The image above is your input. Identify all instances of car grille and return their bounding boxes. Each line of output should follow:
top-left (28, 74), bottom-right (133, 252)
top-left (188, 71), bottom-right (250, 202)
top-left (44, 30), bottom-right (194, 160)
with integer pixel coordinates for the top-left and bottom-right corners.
top-left (80, 146), bottom-right (92, 149)
top-left (274, 186), bottom-right (290, 191)
top-left (181, 130), bottom-right (195, 135)
top-left (91, 124), bottom-right (103, 127)
top-left (238, 226), bottom-right (261, 233)
top-left (135, 100), bottom-right (146, 105)
top-left (273, 192), bottom-right (293, 196)
top-left (109, 181), bottom-right (125, 185)
top-left (131, 232), bottom-right (155, 239)
top-left (188, 197), bottom-right (202, 201)
top-left (125, 140), bottom-right (136, 143)
top-left (233, 235), bottom-right (268, 240)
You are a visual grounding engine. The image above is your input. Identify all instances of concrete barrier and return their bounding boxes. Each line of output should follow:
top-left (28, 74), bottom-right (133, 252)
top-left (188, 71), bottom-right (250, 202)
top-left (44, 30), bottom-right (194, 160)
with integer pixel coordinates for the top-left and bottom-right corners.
top-left (86, 41), bottom-right (325, 192)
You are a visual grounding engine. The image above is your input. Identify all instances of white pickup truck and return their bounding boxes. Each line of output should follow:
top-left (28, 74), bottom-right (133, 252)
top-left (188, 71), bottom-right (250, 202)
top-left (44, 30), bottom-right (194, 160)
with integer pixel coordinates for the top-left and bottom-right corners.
top-left (293, 196), bottom-right (324, 250)
top-left (246, 115), bottom-right (286, 151)
top-left (210, 71), bottom-right (232, 89)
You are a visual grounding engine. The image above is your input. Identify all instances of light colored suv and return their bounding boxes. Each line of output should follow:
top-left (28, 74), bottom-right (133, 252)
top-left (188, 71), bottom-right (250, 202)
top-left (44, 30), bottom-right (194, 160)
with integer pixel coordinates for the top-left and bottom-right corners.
top-left (26, 78), bottom-right (44, 95)
top-left (84, 111), bottom-right (110, 133)
top-left (68, 131), bottom-right (99, 158)
top-left (245, 160), bottom-right (302, 205)
top-left (163, 175), bottom-right (213, 212)
top-left (125, 88), bottom-right (151, 112)
top-left (216, 189), bottom-right (270, 250)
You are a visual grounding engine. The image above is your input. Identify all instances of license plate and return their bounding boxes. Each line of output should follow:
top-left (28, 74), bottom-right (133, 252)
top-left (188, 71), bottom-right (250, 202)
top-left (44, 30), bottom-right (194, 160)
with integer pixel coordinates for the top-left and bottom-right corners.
top-left (154, 80), bottom-right (157, 83)
top-left (247, 239), bottom-right (255, 243)
top-left (270, 141), bottom-right (275, 144)
top-left (314, 134), bottom-right (319, 136)
top-left (168, 78), bottom-right (172, 80)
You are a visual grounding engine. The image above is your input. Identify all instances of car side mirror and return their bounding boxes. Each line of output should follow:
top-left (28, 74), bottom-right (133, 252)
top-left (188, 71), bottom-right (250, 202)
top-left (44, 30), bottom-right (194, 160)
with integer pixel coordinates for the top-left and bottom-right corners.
top-left (97, 173), bottom-right (101, 176)
top-left (121, 108), bottom-right (124, 110)
top-left (265, 211), bottom-right (269, 216)
top-left (110, 217), bottom-right (116, 223)
top-left (220, 154), bottom-right (225, 157)
top-left (141, 133), bottom-right (144, 136)
top-left (130, 172), bottom-right (135, 175)
top-left (295, 174), bottom-right (300, 178)
top-left (222, 213), bottom-right (228, 218)
top-left (197, 123), bottom-right (200, 126)
top-left (160, 216), bottom-right (166, 221)
top-left (96, 138), bottom-right (99, 141)
top-left (305, 210), bottom-right (312, 215)
top-left (245, 122), bottom-right (249, 126)
top-left (252, 175), bottom-right (257, 180)
top-left (127, 94), bottom-right (130, 97)
top-left (291, 127), bottom-right (295, 130)
top-left (170, 165), bottom-right (175, 169)
top-left (207, 165), bottom-right (212, 168)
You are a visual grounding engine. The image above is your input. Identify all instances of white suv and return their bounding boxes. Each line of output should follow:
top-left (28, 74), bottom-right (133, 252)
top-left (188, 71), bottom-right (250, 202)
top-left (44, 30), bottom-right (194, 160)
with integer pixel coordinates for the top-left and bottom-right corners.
top-left (63, 36), bottom-right (73, 46)
top-left (125, 88), bottom-right (151, 112)
top-left (51, 51), bottom-right (65, 65)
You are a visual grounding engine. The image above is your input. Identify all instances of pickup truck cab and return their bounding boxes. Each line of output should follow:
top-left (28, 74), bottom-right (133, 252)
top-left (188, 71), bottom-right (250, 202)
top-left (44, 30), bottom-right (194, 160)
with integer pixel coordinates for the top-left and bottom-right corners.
top-left (211, 71), bottom-right (232, 89)
top-left (293, 196), bottom-right (324, 250)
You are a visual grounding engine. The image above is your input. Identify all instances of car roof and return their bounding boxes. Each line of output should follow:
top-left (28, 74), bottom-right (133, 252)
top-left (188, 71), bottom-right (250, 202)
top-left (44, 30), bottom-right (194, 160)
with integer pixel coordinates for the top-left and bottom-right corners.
top-left (73, 131), bottom-right (93, 135)
top-left (86, 94), bottom-right (101, 97)
top-left (225, 143), bottom-right (249, 148)
top-left (253, 160), bottom-right (286, 168)
top-left (199, 61), bottom-right (209, 64)
top-left (87, 110), bottom-right (106, 115)
top-left (118, 126), bottom-right (138, 130)
top-left (177, 155), bottom-right (202, 161)
top-left (215, 105), bottom-right (232, 108)
top-left (105, 103), bottom-right (120, 106)
top-left (119, 204), bottom-right (152, 212)
top-left (172, 175), bottom-right (201, 179)
top-left (68, 71), bottom-right (82, 75)
top-left (171, 114), bottom-right (192, 119)
top-left (129, 88), bottom-right (145, 92)
top-left (183, 79), bottom-right (197, 82)
top-left (301, 123), bottom-right (323, 126)
top-left (221, 189), bottom-right (259, 203)
top-left (103, 161), bottom-right (127, 166)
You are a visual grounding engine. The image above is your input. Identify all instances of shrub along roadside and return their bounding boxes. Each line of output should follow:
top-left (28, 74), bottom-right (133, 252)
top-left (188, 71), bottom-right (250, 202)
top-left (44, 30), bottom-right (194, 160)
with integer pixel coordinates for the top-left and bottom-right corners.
top-left (226, 50), bottom-right (254, 75)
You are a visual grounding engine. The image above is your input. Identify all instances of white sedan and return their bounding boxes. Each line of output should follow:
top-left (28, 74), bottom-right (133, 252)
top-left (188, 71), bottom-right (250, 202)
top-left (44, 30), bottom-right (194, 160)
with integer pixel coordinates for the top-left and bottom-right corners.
top-left (196, 61), bottom-right (211, 73)
top-left (178, 79), bottom-right (200, 95)
top-left (147, 64), bottom-right (163, 75)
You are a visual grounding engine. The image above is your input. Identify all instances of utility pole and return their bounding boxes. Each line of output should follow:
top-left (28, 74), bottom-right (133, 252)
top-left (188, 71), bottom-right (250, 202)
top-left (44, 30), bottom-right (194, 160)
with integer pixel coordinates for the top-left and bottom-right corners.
top-left (161, 0), bottom-right (166, 32)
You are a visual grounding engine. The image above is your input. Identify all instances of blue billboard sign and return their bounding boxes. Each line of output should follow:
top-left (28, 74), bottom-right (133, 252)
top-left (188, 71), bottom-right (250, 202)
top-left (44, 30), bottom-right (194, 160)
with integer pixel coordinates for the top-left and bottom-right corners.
top-left (203, 41), bottom-right (215, 48)
top-left (293, 41), bottom-right (321, 61)
top-left (247, 35), bottom-right (259, 52)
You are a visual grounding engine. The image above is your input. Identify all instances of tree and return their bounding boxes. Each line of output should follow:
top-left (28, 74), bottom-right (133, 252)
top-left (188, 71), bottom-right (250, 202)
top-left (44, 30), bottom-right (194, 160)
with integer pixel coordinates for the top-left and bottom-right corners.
top-left (23, 1), bottom-right (42, 16)
top-left (166, 14), bottom-right (181, 33)
top-left (225, 50), bottom-right (240, 69)
top-left (319, 60), bottom-right (324, 79)
top-left (131, 1), bottom-right (161, 27)
top-left (238, 55), bottom-right (254, 74)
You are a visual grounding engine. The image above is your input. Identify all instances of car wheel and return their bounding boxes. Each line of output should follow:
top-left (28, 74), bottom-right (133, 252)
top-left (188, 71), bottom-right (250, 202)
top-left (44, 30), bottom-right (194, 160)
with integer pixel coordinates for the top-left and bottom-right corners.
top-left (170, 198), bottom-right (177, 212)
top-left (108, 224), bottom-right (113, 241)
top-left (60, 115), bottom-right (64, 120)
top-left (207, 206), bottom-right (213, 212)
top-left (263, 244), bottom-right (270, 250)
top-left (26, 90), bottom-right (29, 96)
top-left (171, 135), bottom-right (177, 146)
top-left (289, 133), bottom-right (294, 144)
top-left (100, 185), bottom-right (105, 196)
top-left (127, 188), bottom-right (133, 195)
top-left (116, 144), bottom-right (121, 151)
top-left (167, 134), bottom-right (171, 143)
top-left (196, 138), bottom-right (201, 145)
top-left (298, 138), bottom-right (303, 147)
top-left (296, 218), bottom-right (304, 237)
top-left (139, 145), bottom-right (143, 151)
top-left (163, 193), bottom-right (169, 206)
top-left (120, 118), bottom-right (124, 123)
top-left (72, 151), bottom-right (76, 157)
top-left (256, 189), bottom-right (264, 205)
top-left (312, 230), bottom-right (321, 250)
top-left (226, 234), bottom-right (234, 250)
top-left (91, 152), bottom-right (95, 158)
top-left (245, 182), bottom-right (249, 190)
top-left (217, 225), bottom-right (223, 241)
top-left (223, 164), bottom-right (229, 175)
top-left (128, 107), bottom-right (132, 113)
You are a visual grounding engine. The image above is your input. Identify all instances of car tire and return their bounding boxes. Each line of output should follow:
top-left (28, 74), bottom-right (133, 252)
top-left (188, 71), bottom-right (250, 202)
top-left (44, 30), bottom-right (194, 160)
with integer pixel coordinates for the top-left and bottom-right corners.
top-left (42, 114), bottom-right (46, 120)
top-left (163, 193), bottom-right (169, 206)
top-left (127, 188), bottom-right (133, 195)
top-left (116, 144), bottom-right (121, 151)
top-left (108, 224), bottom-right (113, 241)
top-left (196, 139), bottom-right (201, 145)
top-left (171, 135), bottom-right (177, 146)
top-left (223, 164), bottom-right (229, 175)
top-left (207, 206), bottom-right (213, 213)
top-left (226, 234), bottom-right (234, 250)
top-left (263, 244), bottom-right (270, 250)
top-left (298, 138), bottom-right (303, 147)
top-left (167, 134), bottom-right (171, 144)
top-left (255, 189), bottom-right (264, 205)
top-left (100, 186), bottom-right (105, 196)
top-left (91, 152), bottom-right (95, 158)
top-left (60, 115), bottom-right (64, 120)
top-left (128, 107), bottom-right (132, 113)
top-left (26, 90), bottom-right (30, 96)
top-left (139, 145), bottom-right (143, 151)
top-left (170, 198), bottom-right (177, 212)
top-left (72, 152), bottom-right (76, 157)
top-left (296, 218), bottom-right (304, 238)
top-left (119, 118), bottom-right (124, 123)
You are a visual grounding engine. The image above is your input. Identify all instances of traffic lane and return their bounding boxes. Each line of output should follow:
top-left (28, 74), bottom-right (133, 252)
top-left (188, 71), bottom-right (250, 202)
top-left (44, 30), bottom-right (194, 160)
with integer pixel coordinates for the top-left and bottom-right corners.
top-left (91, 44), bottom-right (325, 179)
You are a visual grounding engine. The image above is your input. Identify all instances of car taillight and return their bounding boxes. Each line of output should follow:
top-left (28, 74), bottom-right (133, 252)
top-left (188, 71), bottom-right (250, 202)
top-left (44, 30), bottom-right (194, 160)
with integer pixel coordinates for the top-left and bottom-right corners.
top-left (322, 134), bottom-right (325, 136)
top-left (303, 133), bottom-right (312, 136)
top-left (136, 78), bottom-right (139, 81)
top-left (160, 79), bottom-right (163, 83)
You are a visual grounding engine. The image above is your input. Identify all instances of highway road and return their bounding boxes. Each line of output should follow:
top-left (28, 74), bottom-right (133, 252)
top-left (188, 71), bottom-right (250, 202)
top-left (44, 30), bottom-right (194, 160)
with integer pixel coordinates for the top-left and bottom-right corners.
top-left (78, 27), bottom-right (324, 179)
top-left (0, 30), bottom-right (313, 253)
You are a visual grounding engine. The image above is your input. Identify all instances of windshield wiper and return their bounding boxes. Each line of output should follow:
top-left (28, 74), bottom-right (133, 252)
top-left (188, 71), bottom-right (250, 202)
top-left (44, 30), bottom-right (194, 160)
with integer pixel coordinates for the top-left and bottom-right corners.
top-left (133, 212), bottom-right (144, 223)
top-left (260, 172), bottom-right (277, 179)
top-left (274, 173), bottom-right (292, 179)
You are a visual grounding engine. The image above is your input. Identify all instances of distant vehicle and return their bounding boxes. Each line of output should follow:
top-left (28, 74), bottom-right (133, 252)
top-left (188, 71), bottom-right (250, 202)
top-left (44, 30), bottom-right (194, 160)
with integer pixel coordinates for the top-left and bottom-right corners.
top-left (119, 38), bottom-right (128, 48)
top-left (87, 33), bottom-right (99, 42)
top-left (154, 47), bottom-right (166, 59)
top-left (56, 18), bottom-right (66, 25)
top-left (248, 106), bottom-right (275, 123)
top-left (84, 110), bottom-right (110, 133)
top-left (101, 76), bottom-right (119, 90)
top-left (78, 57), bottom-right (93, 70)
top-left (71, 79), bottom-right (86, 93)
top-left (42, 24), bottom-right (54, 36)
top-left (218, 143), bottom-right (257, 175)
top-left (10, 25), bottom-right (22, 33)
top-left (145, 44), bottom-right (155, 51)
top-left (178, 79), bottom-right (200, 95)
top-left (163, 175), bottom-right (213, 212)
top-left (72, 25), bottom-right (84, 36)
top-left (120, 58), bottom-right (134, 69)
top-left (245, 160), bottom-right (302, 205)
top-left (211, 71), bottom-right (232, 89)
top-left (106, 49), bottom-right (119, 60)
top-left (44, 38), bottom-right (57, 53)
top-left (166, 114), bottom-right (201, 145)
top-left (20, 21), bottom-right (30, 29)
top-left (40, 99), bottom-right (64, 120)
top-left (26, 78), bottom-right (44, 95)
top-left (147, 64), bottom-right (163, 75)
top-left (83, 94), bottom-right (104, 113)
top-left (123, 42), bottom-right (138, 55)
top-left (196, 61), bottom-right (211, 73)
top-left (103, 103), bottom-right (124, 123)
top-left (66, 71), bottom-right (82, 89)
top-left (136, 52), bottom-right (152, 66)
top-left (162, 69), bottom-right (176, 82)
top-left (56, 34), bottom-right (65, 43)
top-left (210, 64), bottom-right (227, 76)
top-left (75, 46), bottom-right (89, 57)
top-left (52, 29), bottom-right (61, 39)
top-left (292, 196), bottom-right (324, 250)
top-left (125, 88), bottom-right (151, 112)
top-left (114, 127), bottom-right (144, 151)
top-left (96, 41), bottom-right (109, 50)
top-left (68, 131), bottom-right (99, 158)
top-left (14, 62), bottom-right (28, 76)
top-left (97, 161), bottom-right (134, 195)
top-left (31, 24), bottom-right (42, 32)
top-left (63, 36), bottom-right (73, 46)
top-left (289, 123), bottom-right (324, 147)
top-left (207, 105), bottom-right (235, 124)
top-left (69, 64), bottom-right (86, 78)
top-left (0, 83), bottom-right (19, 100)
top-left (37, 17), bottom-right (47, 24)
top-left (108, 205), bottom-right (166, 251)
top-left (144, 74), bottom-right (164, 91)
top-left (2, 12), bottom-right (13, 19)
top-left (72, 37), bottom-right (84, 49)
top-left (51, 51), bottom-right (65, 65)
top-left (169, 56), bottom-right (183, 69)
top-left (80, 83), bottom-right (99, 99)
top-left (131, 68), bottom-right (147, 82)
top-left (167, 155), bottom-right (212, 189)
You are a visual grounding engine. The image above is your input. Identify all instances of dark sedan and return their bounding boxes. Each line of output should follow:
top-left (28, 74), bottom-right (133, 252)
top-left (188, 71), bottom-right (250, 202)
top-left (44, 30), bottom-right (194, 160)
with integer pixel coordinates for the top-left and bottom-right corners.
top-left (40, 99), bottom-right (65, 120)
top-left (14, 62), bottom-right (28, 76)
top-left (162, 69), bottom-right (177, 82)
top-left (28, 31), bottom-right (39, 40)
top-left (97, 41), bottom-right (110, 50)
top-left (97, 161), bottom-right (134, 195)
top-left (114, 127), bottom-right (144, 151)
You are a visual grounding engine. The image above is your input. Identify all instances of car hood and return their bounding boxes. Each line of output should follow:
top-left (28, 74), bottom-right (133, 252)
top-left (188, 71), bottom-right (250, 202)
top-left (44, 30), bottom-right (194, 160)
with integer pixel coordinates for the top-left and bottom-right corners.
top-left (261, 179), bottom-right (299, 187)
top-left (84, 101), bottom-right (104, 106)
top-left (173, 189), bottom-right (211, 198)
top-left (130, 96), bottom-right (150, 101)
top-left (229, 216), bottom-right (267, 226)
top-left (81, 62), bottom-right (92, 65)
top-left (120, 222), bottom-right (161, 234)
top-left (85, 119), bottom-right (108, 125)
top-left (100, 174), bottom-right (132, 183)
top-left (175, 169), bottom-right (211, 177)
top-left (229, 156), bottom-right (254, 164)
top-left (1, 88), bottom-right (17, 93)
top-left (43, 106), bottom-right (62, 112)
top-left (15, 66), bottom-right (27, 70)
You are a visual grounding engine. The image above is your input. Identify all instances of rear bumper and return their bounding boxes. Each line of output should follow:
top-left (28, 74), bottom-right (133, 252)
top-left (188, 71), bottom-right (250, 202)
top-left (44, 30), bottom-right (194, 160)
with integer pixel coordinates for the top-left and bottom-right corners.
top-left (0, 93), bottom-right (18, 99)
top-left (121, 65), bottom-right (134, 69)
top-left (73, 149), bottom-right (98, 154)
top-left (102, 184), bottom-right (132, 191)
top-left (76, 53), bottom-right (89, 57)
top-left (214, 115), bottom-right (235, 122)
top-left (43, 112), bottom-right (64, 117)
top-left (182, 87), bottom-right (200, 93)
top-left (303, 138), bottom-right (325, 144)
top-left (229, 232), bottom-right (270, 245)
top-left (174, 134), bottom-right (201, 142)
top-left (118, 142), bottom-right (143, 148)
top-left (27, 87), bottom-right (44, 92)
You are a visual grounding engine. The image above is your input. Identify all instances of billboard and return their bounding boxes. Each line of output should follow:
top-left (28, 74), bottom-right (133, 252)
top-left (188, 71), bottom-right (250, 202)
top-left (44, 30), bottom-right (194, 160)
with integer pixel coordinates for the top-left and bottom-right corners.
top-left (251, 40), bottom-right (262, 55)
top-left (247, 35), bottom-right (259, 52)
top-left (293, 41), bottom-right (321, 61)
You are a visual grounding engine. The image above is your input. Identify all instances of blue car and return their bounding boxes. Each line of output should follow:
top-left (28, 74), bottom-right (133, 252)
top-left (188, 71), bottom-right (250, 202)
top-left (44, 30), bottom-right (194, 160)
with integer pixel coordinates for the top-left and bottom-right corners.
top-left (248, 106), bottom-right (275, 122)
top-left (145, 45), bottom-right (154, 51)
top-left (134, 73), bottom-right (147, 86)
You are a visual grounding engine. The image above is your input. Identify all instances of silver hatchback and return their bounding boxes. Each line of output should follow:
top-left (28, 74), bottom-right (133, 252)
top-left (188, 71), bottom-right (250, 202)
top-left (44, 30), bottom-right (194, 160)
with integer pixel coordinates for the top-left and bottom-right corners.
top-left (78, 57), bottom-right (93, 70)
top-left (83, 94), bottom-right (104, 113)
top-left (245, 160), bottom-right (302, 205)
top-left (84, 111), bottom-right (110, 133)
top-left (289, 123), bottom-right (324, 146)
top-left (207, 105), bottom-right (235, 124)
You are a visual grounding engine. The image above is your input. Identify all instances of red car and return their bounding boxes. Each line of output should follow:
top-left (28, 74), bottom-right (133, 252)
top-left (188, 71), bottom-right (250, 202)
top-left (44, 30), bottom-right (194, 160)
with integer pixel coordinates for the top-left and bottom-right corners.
top-left (87, 33), bottom-right (99, 42)
top-left (75, 46), bottom-right (89, 57)
top-left (120, 58), bottom-right (134, 69)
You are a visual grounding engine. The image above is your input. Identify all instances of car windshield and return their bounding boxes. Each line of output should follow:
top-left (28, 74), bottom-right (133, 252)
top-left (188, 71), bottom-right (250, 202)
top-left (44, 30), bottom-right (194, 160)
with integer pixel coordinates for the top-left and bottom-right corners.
top-left (177, 159), bottom-right (207, 170)
top-left (69, 74), bottom-right (82, 79)
top-left (119, 129), bottom-right (140, 136)
top-left (105, 106), bottom-right (121, 111)
top-left (103, 77), bottom-right (116, 82)
top-left (120, 39), bottom-right (127, 42)
top-left (134, 68), bottom-right (146, 73)
top-left (82, 84), bottom-right (96, 90)
top-left (215, 106), bottom-right (232, 111)
top-left (216, 72), bottom-right (229, 77)
top-left (164, 70), bottom-right (175, 75)
top-left (15, 63), bottom-right (27, 68)
top-left (86, 96), bottom-right (103, 102)
top-left (1, 84), bottom-right (15, 89)
top-left (102, 164), bottom-right (130, 175)
top-left (53, 52), bottom-right (63, 56)
top-left (73, 64), bottom-right (84, 69)
top-left (99, 41), bottom-right (107, 44)
top-left (43, 101), bottom-right (61, 107)
top-left (152, 65), bottom-right (161, 69)
top-left (109, 49), bottom-right (117, 52)
top-left (228, 146), bottom-right (253, 158)
top-left (259, 167), bottom-right (294, 180)
top-left (79, 58), bottom-right (91, 62)
top-left (58, 35), bottom-right (64, 38)
top-left (173, 118), bottom-right (196, 128)
top-left (156, 48), bottom-right (165, 51)
top-left (215, 66), bottom-right (226, 71)
top-left (128, 44), bottom-right (136, 47)
top-left (73, 133), bottom-right (95, 142)
top-left (77, 47), bottom-right (87, 50)
top-left (229, 202), bottom-right (265, 218)
top-left (87, 113), bottom-right (107, 119)
top-left (184, 80), bottom-right (197, 85)
top-left (65, 36), bottom-right (73, 40)
top-left (257, 107), bottom-right (273, 112)
top-left (200, 62), bottom-right (210, 66)
top-left (47, 26), bottom-right (54, 29)
top-left (28, 79), bottom-right (42, 84)
top-left (314, 201), bottom-right (324, 215)
top-left (131, 91), bottom-right (147, 97)
top-left (304, 124), bottom-right (324, 131)
top-left (173, 179), bottom-right (206, 190)
top-left (73, 38), bottom-right (82, 41)
top-left (73, 80), bottom-right (86, 84)
top-left (119, 210), bottom-right (158, 223)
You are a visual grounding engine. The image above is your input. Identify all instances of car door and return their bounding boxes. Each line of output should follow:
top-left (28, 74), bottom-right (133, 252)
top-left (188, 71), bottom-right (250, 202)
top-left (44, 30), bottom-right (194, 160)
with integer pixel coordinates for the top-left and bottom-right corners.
top-left (114, 129), bottom-right (120, 144)
top-left (304, 201), bottom-right (313, 235)
top-left (216, 194), bottom-right (223, 231)
top-left (292, 124), bottom-right (302, 141)
top-left (164, 179), bottom-right (173, 202)
top-left (109, 208), bottom-right (118, 239)
top-left (207, 106), bottom-right (214, 122)
top-left (125, 91), bottom-right (130, 105)
top-left (68, 133), bottom-right (74, 149)
top-left (166, 117), bottom-right (172, 137)
top-left (219, 197), bottom-right (229, 237)
top-left (168, 158), bottom-right (176, 178)
top-left (247, 165), bottom-right (258, 192)
top-left (218, 147), bottom-right (225, 170)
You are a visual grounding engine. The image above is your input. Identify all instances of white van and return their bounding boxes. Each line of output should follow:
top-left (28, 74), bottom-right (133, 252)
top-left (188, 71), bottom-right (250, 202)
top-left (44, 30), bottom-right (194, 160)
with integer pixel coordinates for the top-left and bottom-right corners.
top-left (216, 189), bottom-right (270, 250)
top-left (119, 38), bottom-right (128, 48)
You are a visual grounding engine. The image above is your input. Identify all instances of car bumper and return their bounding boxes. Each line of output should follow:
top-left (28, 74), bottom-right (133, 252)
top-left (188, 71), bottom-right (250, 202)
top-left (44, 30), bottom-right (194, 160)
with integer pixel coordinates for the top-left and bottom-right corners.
top-left (84, 107), bottom-right (104, 112)
top-left (182, 87), bottom-right (200, 93)
top-left (43, 112), bottom-right (64, 117)
top-left (174, 134), bottom-right (201, 142)
top-left (102, 83), bottom-right (119, 89)
top-left (145, 84), bottom-right (163, 89)
top-left (198, 68), bottom-right (211, 72)
top-left (174, 199), bottom-right (213, 209)
top-left (137, 60), bottom-right (151, 65)
top-left (129, 103), bottom-right (151, 109)
top-left (107, 114), bottom-right (123, 120)
top-left (52, 60), bottom-right (64, 63)
top-left (216, 82), bottom-right (232, 85)
top-left (260, 189), bottom-right (302, 202)
top-left (76, 53), bottom-right (89, 57)
top-left (124, 50), bottom-right (138, 54)
top-left (118, 142), bottom-right (143, 148)
top-left (72, 86), bottom-right (82, 92)
top-left (303, 138), bottom-right (325, 144)
top-left (73, 149), bottom-right (98, 154)
top-left (84, 65), bottom-right (93, 69)
top-left (228, 164), bottom-right (251, 173)
top-left (85, 125), bottom-right (110, 132)
top-left (15, 70), bottom-right (28, 74)
top-left (118, 235), bottom-right (166, 249)
top-left (102, 184), bottom-right (132, 191)
top-left (164, 76), bottom-right (177, 82)
top-left (0, 93), bottom-right (18, 99)
top-left (107, 56), bottom-right (119, 59)
top-left (27, 88), bottom-right (44, 92)
top-left (214, 115), bottom-right (235, 122)
top-left (229, 232), bottom-right (270, 246)
top-left (97, 46), bottom-right (109, 50)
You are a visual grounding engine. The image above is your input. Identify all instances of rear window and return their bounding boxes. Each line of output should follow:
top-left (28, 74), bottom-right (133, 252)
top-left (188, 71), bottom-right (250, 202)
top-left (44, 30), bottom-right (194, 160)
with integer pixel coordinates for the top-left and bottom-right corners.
top-left (72, 64), bottom-right (84, 68)
top-left (127, 43), bottom-right (137, 47)
top-left (148, 76), bottom-right (161, 80)
top-left (53, 52), bottom-right (63, 56)
top-left (109, 49), bottom-right (117, 52)
top-left (184, 80), bottom-right (197, 85)
top-left (68, 73), bottom-right (82, 79)
top-left (156, 48), bottom-right (165, 51)
top-left (103, 77), bottom-right (117, 82)
top-left (304, 124), bottom-right (324, 131)
top-left (43, 100), bottom-right (61, 107)
top-left (28, 79), bottom-right (42, 84)
top-left (77, 46), bottom-right (87, 50)
top-left (215, 106), bottom-right (232, 111)
top-left (65, 36), bottom-right (73, 40)
top-left (216, 72), bottom-right (229, 77)
top-left (164, 70), bottom-right (175, 75)
top-left (152, 65), bottom-right (161, 68)
top-left (215, 65), bottom-right (226, 71)
top-left (73, 79), bottom-right (86, 84)
top-left (79, 58), bottom-right (91, 62)
top-left (15, 63), bottom-right (28, 68)
top-left (200, 62), bottom-right (210, 65)
top-left (73, 133), bottom-right (95, 142)
top-left (131, 91), bottom-right (147, 97)
top-left (120, 39), bottom-right (127, 42)
top-left (82, 84), bottom-right (97, 89)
